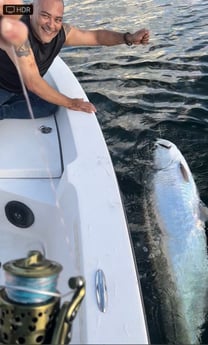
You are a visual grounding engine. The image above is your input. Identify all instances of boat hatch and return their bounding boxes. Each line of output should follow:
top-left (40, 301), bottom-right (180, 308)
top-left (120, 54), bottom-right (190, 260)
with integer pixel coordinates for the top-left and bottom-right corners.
top-left (0, 117), bottom-right (62, 178)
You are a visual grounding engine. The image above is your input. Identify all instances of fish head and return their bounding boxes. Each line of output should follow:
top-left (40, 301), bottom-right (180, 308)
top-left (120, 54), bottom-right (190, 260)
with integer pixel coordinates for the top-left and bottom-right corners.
top-left (153, 138), bottom-right (196, 184)
top-left (153, 139), bottom-right (181, 170)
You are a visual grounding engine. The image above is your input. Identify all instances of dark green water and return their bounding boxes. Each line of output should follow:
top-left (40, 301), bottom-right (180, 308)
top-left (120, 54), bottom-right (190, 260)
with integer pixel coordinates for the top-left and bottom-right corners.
top-left (61, 0), bottom-right (208, 343)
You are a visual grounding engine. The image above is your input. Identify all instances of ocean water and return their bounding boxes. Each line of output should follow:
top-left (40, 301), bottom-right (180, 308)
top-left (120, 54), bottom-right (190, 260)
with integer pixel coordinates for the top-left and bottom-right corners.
top-left (61, 0), bottom-right (208, 343)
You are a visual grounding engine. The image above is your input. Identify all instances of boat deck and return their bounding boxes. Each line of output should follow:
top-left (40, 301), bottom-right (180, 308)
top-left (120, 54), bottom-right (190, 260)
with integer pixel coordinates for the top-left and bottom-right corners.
top-left (0, 56), bottom-right (149, 344)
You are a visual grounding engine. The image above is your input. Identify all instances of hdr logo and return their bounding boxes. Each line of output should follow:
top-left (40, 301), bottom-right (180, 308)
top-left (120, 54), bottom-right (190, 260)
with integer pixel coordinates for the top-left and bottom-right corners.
top-left (3, 4), bottom-right (33, 15)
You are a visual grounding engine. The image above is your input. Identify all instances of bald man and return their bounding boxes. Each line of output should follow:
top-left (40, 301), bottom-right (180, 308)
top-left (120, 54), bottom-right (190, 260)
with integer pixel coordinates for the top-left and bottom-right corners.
top-left (0, 0), bottom-right (149, 118)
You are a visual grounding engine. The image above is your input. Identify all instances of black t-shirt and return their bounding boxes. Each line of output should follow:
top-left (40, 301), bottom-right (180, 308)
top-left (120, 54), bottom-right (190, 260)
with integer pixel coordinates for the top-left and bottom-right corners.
top-left (0, 15), bottom-right (66, 93)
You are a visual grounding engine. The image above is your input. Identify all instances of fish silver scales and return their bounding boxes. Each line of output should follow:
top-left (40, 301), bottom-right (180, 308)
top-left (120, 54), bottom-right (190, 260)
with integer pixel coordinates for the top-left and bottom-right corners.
top-left (145, 138), bottom-right (208, 345)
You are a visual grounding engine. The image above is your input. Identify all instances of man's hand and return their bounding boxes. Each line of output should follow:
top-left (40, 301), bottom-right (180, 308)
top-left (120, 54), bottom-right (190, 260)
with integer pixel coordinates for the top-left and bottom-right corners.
top-left (0, 0), bottom-right (28, 46)
top-left (0, 17), bottom-right (28, 46)
top-left (130, 29), bottom-right (150, 45)
top-left (68, 98), bottom-right (96, 113)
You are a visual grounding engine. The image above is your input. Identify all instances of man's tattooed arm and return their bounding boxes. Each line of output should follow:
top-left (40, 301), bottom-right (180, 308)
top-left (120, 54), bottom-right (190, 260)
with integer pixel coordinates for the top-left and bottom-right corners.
top-left (15, 38), bottom-right (31, 57)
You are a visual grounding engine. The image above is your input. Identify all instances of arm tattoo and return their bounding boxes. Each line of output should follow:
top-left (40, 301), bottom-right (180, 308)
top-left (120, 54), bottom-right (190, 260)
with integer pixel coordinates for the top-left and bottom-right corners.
top-left (15, 39), bottom-right (31, 57)
top-left (63, 23), bottom-right (71, 37)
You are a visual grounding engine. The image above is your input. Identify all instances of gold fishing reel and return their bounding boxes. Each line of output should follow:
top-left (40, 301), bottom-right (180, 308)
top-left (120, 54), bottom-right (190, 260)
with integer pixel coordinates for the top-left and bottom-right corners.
top-left (0, 251), bottom-right (86, 345)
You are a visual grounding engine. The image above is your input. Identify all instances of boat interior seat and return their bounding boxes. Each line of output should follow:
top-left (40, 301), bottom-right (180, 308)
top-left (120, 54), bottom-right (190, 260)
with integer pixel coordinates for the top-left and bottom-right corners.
top-left (0, 116), bottom-right (62, 178)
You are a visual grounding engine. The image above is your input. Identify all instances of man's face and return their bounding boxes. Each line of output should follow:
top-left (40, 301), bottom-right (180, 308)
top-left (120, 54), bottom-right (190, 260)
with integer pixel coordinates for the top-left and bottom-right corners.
top-left (30, 0), bottom-right (64, 44)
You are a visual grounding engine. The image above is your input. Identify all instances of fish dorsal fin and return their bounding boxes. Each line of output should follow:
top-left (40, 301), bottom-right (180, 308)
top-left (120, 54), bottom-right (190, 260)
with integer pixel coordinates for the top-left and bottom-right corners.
top-left (179, 162), bottom-right (189, 182)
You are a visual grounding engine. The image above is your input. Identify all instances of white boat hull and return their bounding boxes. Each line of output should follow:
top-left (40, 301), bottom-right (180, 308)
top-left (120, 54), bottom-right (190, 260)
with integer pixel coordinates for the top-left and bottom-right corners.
top-left (0, 56), bottom-right (148, 344)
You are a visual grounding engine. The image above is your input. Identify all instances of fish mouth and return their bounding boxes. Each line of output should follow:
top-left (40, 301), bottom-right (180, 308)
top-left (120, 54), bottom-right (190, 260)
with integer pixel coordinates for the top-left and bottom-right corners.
top-left (154, 139), bottom-right (172, 150)
top-left (153, 138), bottom-right (174, 170)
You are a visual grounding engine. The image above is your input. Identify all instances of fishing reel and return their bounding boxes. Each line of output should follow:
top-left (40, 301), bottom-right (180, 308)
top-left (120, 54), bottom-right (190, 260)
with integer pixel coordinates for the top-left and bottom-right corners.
top-left (0, 250), bottom-right (86, 345)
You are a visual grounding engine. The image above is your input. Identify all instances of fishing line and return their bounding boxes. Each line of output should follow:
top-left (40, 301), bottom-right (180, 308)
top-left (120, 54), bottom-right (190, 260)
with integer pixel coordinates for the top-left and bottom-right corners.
top-left (10, 44), bottom-right (68, 213)
top-left (11, 45), bottom-right (35, 120)
top-left (3, 276), bottom-right (73, 304)
top-left (5, 273), bottom-right (59, 303)
top-left (10, 45), bottom-right (62, 230)
top-left (3, 44), bottom-right (72, 298)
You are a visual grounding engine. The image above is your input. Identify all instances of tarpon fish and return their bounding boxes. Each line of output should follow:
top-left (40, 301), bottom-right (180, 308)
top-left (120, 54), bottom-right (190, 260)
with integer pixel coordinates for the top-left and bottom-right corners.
top-left (145, 138), bottom-right (208, 344)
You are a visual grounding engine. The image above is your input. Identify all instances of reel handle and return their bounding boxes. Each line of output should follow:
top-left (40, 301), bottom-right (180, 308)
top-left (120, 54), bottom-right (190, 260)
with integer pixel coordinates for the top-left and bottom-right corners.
top-left (51, 276), bottom-right (86, 345)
